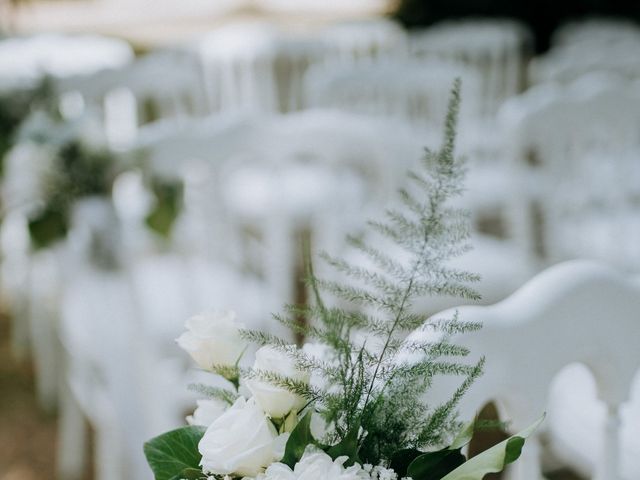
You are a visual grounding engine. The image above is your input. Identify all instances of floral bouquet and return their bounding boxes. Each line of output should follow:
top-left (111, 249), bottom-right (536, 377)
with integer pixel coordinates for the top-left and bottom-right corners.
top-left (144, 81), bottom-right (542, 480)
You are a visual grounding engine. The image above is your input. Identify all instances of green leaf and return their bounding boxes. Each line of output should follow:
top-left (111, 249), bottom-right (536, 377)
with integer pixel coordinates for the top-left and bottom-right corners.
top-left (450, 420), bottom-right (476, 450)
top-left (168, 467), bottom-right (206, 480)
top-left (407, 448), bottom-right (466, 480)
top-left (440, 415), bottom-right (545, 480)
top-left (281, 411), bottom-right (322, 468)
top-left (28, 206), bottom-right (68, 250)
top-left (144, 426), bottom-right (206, 480)
top-left (391, 419), bottom-right (476, 479)
top-left (145, 179), bottom-right (182, 238)
top-left (389, 448), bottom-right (423, 478)
top-left (326, 421), bottom-right (361, 467)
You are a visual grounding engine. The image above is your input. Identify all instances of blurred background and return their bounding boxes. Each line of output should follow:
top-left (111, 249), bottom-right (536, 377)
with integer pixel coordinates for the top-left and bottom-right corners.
top-left (1, 1), bottom-right (639, 479)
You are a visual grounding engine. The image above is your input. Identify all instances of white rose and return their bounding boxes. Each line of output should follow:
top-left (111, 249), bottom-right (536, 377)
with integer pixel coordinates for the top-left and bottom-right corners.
top-left (199, 397), bottom-right (286, 477)
top-left (257, 446), bottom-right (371, 480)
top-left (186, 399), bottom-right (228, 427)
top-left (176, 310), bottom-right (246, 371)
top-left (246, 346), bottom-right (310, 419)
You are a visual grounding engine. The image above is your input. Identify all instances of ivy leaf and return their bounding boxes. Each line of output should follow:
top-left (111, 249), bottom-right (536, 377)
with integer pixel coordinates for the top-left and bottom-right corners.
top-left (144, 426), bottom-right (206, 480)
top-left (326, 421), bottom-right (361, 467)
top-left (440, 415), bottom-right (545, 480)
top-left (407, 448), bottom-right (466, 480)
top-left (281, 411), bottom-right (317, 468)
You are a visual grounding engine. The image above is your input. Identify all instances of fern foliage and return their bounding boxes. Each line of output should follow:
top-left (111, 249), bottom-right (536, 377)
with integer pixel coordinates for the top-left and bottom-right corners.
top-left (242, 80), bottom-right (485, 467)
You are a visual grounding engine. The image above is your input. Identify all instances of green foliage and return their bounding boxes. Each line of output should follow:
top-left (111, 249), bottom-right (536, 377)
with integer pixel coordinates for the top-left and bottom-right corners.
top-left (440, 415), bottom-right (544, 480)
top-left (143, 426), bottom-right (206, 480)
top-left (0, 78), bottom-right (55, 176)
top-left (169, 468), bottom-right (206, 480)
top-left (407, 447), bottom-right (466, 480)
top-left (187, 383), bottom-right (238, 405)
top-left (28, 205), bottom-right (69, 250)
top-left (27, 138), bottom-right (117, 250)
top-left (145, 177), bottom-right (183, 238)
top-left (242, 80), bottom-right (486, 467)
top-left (281, 411), bottom-right (323, 467)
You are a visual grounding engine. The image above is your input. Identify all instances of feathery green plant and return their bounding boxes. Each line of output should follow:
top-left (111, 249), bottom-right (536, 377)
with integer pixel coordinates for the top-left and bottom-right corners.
top-left (241, 79), bottom-right (486, 467)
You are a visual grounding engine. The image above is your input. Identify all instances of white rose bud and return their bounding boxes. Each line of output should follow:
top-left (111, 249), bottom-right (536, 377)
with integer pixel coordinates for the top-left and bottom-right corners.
top-left (176, 310), bottom-right (246, 372)
top-left (199, 397), bottom-right (286, 477)
top-left (246, 346), bottom-right (310, 419)
top-left (186, 399), bottom-right (228, 427)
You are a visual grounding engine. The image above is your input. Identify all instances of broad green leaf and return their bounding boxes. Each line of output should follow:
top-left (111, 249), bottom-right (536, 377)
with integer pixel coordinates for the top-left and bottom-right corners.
top-left (450, 420), bottom-right (476, 450)
top-left (407, 448), bottom-right (466, 480)
top-left (168, 467), bottom-right (206, 480)
top-left (440, 415), bottom-right (545, 480)
top-left (327, 421), bottom-right (361, 466)
top-left (390, 419), bottom-right (476, 479)
top-left (389, 448), bottom-right (423, 478)
top-left (281, 411), bottom-right (316, 468)
top-left (144, 426), bottom-right (206, 480)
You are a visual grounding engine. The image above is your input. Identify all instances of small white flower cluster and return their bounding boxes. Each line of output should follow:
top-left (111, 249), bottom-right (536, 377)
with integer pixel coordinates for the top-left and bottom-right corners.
top-left (250, 447), bottom-right (409, 480)
top-left (362, 463), bottom-right (411, 480)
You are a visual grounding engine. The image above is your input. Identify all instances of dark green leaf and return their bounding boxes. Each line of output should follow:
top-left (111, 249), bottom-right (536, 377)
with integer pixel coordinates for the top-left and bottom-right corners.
top-left (504, 436), bottom-right (525, 464)
top-left (28, 207), bottom-right (68, 250)
top-left (389, 448), bottom-right (423, 478)
top-left (144, 426), bottom-right (206, 480)
top-left (326, 421), bottom-right (361, 467)
top-left (168, 467), bottom-right (206, 480)
top-left (407, 448), bottom-right (466, 480)
top-left (281, 411), bottom-right (316, 468)
top-left (440, 415), bottom-right (544, 480)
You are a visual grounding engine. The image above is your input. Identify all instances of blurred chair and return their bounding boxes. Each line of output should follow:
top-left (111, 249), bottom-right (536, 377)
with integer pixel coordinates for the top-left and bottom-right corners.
top-left (318, 18), bottom-right (408, 65)
top-left (135, 111), bottom-right (423, 319)
top-left (0, 33), bottom-right (133, 91)
top-left (56, 192), bottom-right (271, 479)
top-left (304, 58), bottom-right (482, 140)
top-left (530, 19), bottom-right (640, 85)
top-left (57, 49), bottom-right (207, 150)
top-left (410, 260), bottom-right (640, 480)
top-left (410, 19), bottom-right (532, 117)
top-left (551, 18), bottom-right (640, 48)
top-left (499, 73), bottom-right (640, 271)
top-left (195, 22), bottom-right (324, 114)
top-left (530, 39), bottom-right (640, 86)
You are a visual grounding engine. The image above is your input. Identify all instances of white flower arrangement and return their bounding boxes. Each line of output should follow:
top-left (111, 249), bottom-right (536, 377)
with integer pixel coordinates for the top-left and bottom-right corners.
top-left (143, 82), bottom-right (543, 480)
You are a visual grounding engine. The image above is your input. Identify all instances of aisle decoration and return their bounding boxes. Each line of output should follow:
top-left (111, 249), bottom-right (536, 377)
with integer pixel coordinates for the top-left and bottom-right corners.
top-left (144, 81), bottom-right (542, 480)
top-left (17, 106), bottom-right (119, 249)
top-left (144, 176), bottom-right (184, 239)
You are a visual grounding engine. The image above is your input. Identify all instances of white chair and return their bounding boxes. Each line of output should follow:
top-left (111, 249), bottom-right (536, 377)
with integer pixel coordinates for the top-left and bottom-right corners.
top-left (0, 33), bottom-right (133, 91)
top-left (303, 58), bottom-right (515, 226)
top-left (499, 73), bottom-right (640, 270)
top-left (530, 18), bottom-right (640, 86)
top-left (133, 110), bottom-right (430, 336)
top-left (57, 49), bottom-right (207, 150)
top-left (318, 18), bottom-right (408, 65)
top-left (195, 22), bottom-right (324, 114)
top-left (304, 59), bottom-right (482, 139)
top-left (551, 18), bottom-right (640, 49)
top-left (408, 260), bottom-right (640, 480)
top-left (530, 39), bottom-right (640, 86)
top-left (55, 186), bottom-right (272, 479)
top-left (410, 19), bottom-right (532, 117)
